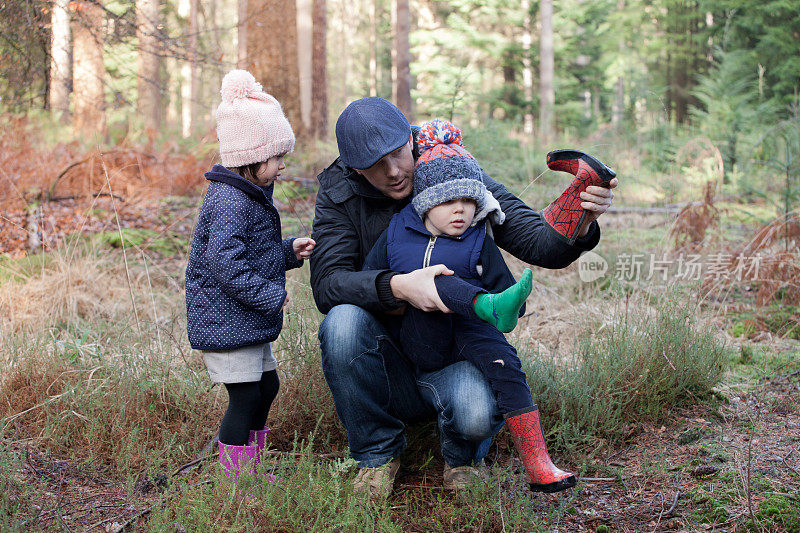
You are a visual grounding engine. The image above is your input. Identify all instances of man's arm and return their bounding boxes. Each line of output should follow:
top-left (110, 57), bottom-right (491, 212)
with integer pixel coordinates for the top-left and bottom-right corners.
top-left (309, 191), bottom-right (389, 315)
top-left (484, 173), bottom-right (601, 268)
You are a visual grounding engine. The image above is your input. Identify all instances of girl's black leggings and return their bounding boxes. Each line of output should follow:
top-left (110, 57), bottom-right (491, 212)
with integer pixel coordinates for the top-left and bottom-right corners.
top-left (219, 370), bottom-right (280, 446)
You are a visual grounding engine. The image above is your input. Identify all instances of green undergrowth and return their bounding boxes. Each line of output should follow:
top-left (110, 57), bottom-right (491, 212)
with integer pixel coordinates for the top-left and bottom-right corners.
top-left (95, 228), bottom-right (189, 258)
top-left (139, 435), bottom-right (546, 532)
top-left (144, 436), bottom-right (400, 532)
top-left (0, 446), bottom-right (26, 532)
top-left (523, 294), bottom-right (728, 457)
top-left (686, 471), bottom-right (800, 532)
top-left (730, 303), bottom-right (800, 340)
top-left (730, 343), bottom-right (800, 381)
top-left (751, 492), bottom-right (800, 532)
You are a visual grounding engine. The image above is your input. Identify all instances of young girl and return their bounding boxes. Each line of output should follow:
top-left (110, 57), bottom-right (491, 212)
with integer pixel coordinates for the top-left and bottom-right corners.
top-left (185, 70), bottom-right (315, 478)
top-left (364, 119), bottom-right (575, 493)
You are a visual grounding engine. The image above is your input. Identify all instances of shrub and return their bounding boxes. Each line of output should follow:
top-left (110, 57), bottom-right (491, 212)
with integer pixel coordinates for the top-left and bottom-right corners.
top-left (522, 294), bottom-right (728, 456)
top-left (0, 335), bottom-right (218, 476)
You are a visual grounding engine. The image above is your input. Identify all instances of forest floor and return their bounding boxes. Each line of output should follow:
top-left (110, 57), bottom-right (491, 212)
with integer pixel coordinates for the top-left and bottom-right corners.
top-left (4, 358), bottom-right (799, 532)
top-left (1, 169), bottom-right (799, 531)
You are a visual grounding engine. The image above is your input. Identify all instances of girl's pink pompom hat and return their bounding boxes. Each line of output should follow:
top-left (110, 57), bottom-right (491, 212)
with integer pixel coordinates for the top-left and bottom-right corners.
top-left (215, 69), bottom-right (295, 168)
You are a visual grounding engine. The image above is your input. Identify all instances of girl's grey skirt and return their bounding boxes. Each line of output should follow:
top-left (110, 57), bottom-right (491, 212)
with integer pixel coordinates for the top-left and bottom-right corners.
top-left (202, 343), bottom-right (276, 383)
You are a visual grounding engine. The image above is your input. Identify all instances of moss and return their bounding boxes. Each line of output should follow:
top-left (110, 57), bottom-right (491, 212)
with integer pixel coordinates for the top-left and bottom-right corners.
top-left (679, 426), bottom-right (714, 445)
top-left (96, 228), bottom-right (187, 257)
top-left (751, 493), bottom-right (800, 532)
top-left (729, 305), bottom-right (800, 341)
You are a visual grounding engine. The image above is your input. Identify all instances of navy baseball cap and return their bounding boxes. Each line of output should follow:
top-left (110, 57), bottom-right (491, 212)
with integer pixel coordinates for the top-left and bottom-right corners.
top-left (335, 97), bottom-right (411, 170)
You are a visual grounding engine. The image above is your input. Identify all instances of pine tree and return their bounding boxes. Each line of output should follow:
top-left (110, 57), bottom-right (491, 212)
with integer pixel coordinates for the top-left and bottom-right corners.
top-left (72, 0), bottom-right (106, 138)
top-left (49, 0), bottom-right (71, 120)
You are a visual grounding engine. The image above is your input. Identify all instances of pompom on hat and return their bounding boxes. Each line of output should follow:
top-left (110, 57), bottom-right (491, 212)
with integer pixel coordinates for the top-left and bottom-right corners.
top-left (412, 119), bottom-right (488, 219)
top-left (215, 69), bottom-right (295, 168)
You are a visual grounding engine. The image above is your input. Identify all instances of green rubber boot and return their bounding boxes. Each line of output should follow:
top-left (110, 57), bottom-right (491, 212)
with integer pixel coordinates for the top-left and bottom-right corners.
top-left (474, 268), bottom-right (532, 333)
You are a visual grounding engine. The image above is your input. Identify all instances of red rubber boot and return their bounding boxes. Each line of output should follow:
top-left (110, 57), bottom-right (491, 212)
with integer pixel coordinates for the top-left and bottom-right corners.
top-left (504, 406), bottom-right (576, 493)
top-left (541, 149), bottom-right (616, 245)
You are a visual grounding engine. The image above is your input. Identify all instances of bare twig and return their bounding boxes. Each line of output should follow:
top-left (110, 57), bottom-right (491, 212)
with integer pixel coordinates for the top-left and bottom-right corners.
top-left (395, 483), bottom-right (446, 491)
top-left (0, 391), bottom-right (71, 432)
top-left (142, 253), bottom-right (163, 353)
top-left (100, 154), bottom-right (141, 337)
top-left (660, 490), bottom-right (680, 517)
top-left (172, 455), bottom-right (213, 477)
top-left (745, 400), bottom-right (762, 532)
top-left (498, 476), bottom-right (507, 533)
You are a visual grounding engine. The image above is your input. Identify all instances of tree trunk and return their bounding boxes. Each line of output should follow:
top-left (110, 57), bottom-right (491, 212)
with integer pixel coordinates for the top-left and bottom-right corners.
top-left (339, 0), bottom-right (348, 107)
top-left (179, 0), bottom-right (199, 137)
top-left (612, 0), bottom-right (625, 126)
top-left (612, 77), bottom-right (624, 125)
top-left (189, 0), bottom-right (198, 134)
top-left (539, 0), bottom-right (554, 141)
top-left (298, 0), bottom-right (313, 134)
top-left (49, 0), bottom-right (71, 120)
top-left (311, 0), bottom-right (328, 139)
top-left (237, 0), bottom-right (247, 68)
top-left (521, 0), bottom-right (534, 135)
top-left (71, 0), bottom-right (106, 138)
top-left (136, 0), bottom-right (161, 130)
top-left (369, 0), bottom-right (377, 96)
top-left (393, 0), bottom-right (411, 121)
top-left (246, 0), bottom-right (303, 138)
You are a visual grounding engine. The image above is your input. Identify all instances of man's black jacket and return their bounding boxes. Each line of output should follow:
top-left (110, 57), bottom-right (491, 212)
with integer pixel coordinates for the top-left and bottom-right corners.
top-left (309, 155), bottom-right (601, 315)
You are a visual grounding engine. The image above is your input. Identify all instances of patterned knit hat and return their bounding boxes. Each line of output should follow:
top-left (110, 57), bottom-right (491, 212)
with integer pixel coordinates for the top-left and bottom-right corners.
top-left (215, 69), bottom-right (295, 168)
top-left (412, 119), bottom-right (487, 218)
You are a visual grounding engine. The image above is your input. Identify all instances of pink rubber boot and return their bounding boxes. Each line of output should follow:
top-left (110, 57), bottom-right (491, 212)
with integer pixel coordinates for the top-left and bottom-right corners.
top-left (248, 428), bottom-right (278, 484)
top-left (218, 442), bottom-right (257, 479)
top-left (248, 427), bottom-right (271, 460)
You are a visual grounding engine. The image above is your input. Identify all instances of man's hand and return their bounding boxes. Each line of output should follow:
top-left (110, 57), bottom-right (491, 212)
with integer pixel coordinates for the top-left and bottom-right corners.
top-left (390, 264), bottom-right (454, 312)
top-left (293, 237), bottom-right (316, 260)
top-left (576, 177), bottom-right (618, 238)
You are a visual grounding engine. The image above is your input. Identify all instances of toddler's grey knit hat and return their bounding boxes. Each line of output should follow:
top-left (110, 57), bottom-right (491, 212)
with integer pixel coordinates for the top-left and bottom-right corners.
top-left (412, 119), bottom-right (487, 218)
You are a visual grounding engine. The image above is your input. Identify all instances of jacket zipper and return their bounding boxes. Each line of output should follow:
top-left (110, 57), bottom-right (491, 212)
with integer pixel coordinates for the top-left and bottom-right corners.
top-left (423, 235), bottom-right (437, 268)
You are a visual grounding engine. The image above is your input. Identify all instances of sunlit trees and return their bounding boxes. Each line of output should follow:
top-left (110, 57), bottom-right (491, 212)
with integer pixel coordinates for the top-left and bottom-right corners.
top-left (71, 0), bottom-right (106, 138)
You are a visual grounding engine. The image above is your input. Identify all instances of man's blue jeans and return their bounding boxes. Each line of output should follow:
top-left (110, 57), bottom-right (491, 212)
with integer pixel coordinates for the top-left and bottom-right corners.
top-left (318, 304), bottom-right (505, 468)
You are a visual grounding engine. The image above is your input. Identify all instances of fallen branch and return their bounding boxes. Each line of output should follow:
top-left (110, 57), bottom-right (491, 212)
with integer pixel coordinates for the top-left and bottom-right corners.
top-left (48, 192), bottom-right (126, 202)
top-left (396, 483), bottom-right (446, 491)
top-left (87, 479), bottom-right (212, 533)
top-left (607, 206), bottom-right (681, 215)
top-left (665, 491), bottom-right (680, 516)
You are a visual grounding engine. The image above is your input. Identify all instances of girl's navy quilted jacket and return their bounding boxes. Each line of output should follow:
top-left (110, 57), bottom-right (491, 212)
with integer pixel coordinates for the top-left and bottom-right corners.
top-left (185, 165), bottom-right (302, 351)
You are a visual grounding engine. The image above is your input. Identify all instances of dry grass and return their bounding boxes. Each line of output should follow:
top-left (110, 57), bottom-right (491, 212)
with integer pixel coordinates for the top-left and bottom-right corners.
top-left (0, 243), bottom-right (181, 337)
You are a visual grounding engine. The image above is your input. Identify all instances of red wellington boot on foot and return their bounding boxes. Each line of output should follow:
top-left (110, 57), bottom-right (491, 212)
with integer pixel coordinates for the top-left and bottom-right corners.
top-left (504, 405), bottom-right (576, 493)
top-left (542, 149), bottom-right (616, 245)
